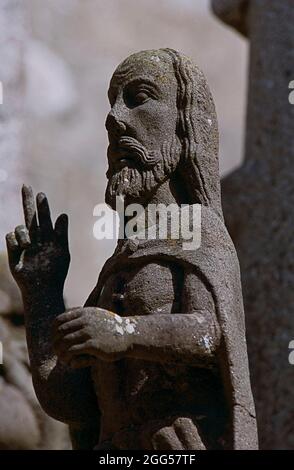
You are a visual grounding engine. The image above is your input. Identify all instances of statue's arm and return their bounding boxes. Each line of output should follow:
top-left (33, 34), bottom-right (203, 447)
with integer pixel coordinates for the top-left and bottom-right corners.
top-left (125, 269), bottom-right (221, 364)
top-left (53, 269), bottom-right (221, 368)
top-left (23, 291), bottom-right (99, 425)
top-left (6, 186), bottom-right (99, 426)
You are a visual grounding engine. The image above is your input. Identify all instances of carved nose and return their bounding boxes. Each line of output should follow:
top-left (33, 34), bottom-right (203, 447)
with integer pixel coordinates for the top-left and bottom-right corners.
top-left (105, 113), bottom-right (127, 138)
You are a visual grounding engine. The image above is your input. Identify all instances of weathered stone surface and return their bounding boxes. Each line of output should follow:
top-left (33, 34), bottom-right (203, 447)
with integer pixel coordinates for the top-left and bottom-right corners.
top-left (6, 49), bottom-right (257, 450)
top-left (212, 0), bottom-right (294, 449)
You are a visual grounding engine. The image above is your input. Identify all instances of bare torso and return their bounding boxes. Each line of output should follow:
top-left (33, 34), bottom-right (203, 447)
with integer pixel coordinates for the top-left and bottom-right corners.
top-left (91, 261), bottom-right (227, 449)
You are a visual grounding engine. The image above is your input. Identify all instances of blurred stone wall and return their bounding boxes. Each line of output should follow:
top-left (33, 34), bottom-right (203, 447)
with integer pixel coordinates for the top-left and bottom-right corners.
top-left (1, 0), bottom-right (248, 306)
top-left (0, 0), bottom-right (27, 245)
top-left (0, 1), bottom-right (70, 450)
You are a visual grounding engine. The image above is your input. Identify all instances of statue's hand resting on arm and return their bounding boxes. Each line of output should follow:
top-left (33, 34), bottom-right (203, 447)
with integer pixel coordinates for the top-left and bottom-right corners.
top-left (53, 308), bottom-right (132, 368)
top-left (53, 303), bottom-right (221, 369)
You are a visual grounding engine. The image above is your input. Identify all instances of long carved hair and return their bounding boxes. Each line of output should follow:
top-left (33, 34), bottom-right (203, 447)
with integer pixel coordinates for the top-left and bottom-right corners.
top-left (163, 49), bottom-right (223, 220)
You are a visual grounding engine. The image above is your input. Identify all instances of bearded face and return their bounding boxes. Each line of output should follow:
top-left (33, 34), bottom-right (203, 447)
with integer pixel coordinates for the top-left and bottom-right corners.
top-left (105, 135), bottom-right (181, 209)
top-left (104, 50), bottom-right (180, 210)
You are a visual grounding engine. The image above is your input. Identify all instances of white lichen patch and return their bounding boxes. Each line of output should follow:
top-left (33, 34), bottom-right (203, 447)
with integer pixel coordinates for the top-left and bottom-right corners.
top-left (125, 317), bottom-right (137, 325)
top-left (125, 323), bottom-right (135, 334)
top-left (151, 55), bottom-right (160, 62)
top-left (113, 316), bottom-right (137, 335)
top-left (115, 325), bottom-right (124, 335)
top-left (202, 334), bottom-right (213, 352)
top-left (207, 118), bottom-right (212, 126)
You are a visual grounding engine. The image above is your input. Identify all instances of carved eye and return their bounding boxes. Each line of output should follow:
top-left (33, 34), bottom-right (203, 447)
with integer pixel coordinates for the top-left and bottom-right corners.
top-left (124, 88), bottom-right (150, 108)
top-left (134, 91), bottom-right (149, 105)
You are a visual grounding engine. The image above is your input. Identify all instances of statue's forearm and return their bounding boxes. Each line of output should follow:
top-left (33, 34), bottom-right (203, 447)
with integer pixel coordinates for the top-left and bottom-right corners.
top-left (22, 288), bottom-right (99, 425)
top-left (23, 287), bottom-right (65, 368)
top-left (123, 311), bottom-right (221, 365)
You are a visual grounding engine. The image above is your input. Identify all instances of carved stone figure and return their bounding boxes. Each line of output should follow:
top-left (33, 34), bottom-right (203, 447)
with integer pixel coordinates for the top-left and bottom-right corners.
top-left (6, 49), bottom-right (257, 450)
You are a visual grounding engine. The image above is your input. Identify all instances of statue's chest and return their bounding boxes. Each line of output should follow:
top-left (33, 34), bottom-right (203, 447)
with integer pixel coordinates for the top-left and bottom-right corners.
top-left (98, 261), bottom-right (182, 316)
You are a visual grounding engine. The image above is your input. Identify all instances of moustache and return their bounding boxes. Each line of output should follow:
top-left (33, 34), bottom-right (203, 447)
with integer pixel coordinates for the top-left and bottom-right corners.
top-left (107, 136), bottom-right (161, 178)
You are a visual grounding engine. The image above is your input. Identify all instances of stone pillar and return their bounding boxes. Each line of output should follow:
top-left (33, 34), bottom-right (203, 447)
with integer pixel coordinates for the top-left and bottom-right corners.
top-left (211, 0), bottom-right (294, 449)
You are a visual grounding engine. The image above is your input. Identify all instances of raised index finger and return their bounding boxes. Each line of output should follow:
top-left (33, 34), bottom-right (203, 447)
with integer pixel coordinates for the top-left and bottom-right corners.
top-left (22, 184), bottom-right (38, 237)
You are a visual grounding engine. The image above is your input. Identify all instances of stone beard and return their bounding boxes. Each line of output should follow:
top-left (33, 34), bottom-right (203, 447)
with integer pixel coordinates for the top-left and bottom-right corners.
top-left (105, 135), bottom-right (181, 209)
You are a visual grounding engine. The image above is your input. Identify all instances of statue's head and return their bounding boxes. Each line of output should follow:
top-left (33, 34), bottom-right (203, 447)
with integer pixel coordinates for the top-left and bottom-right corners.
top-left (105, 49), bottom-right (222, 218)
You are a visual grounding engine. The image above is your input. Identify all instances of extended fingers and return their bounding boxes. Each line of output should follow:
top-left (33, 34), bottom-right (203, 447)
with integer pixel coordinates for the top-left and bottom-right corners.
top-left (54, 214), bottom-right (69, 250)
top-left (22, 185), bottom-right (38, 240)
top-left (22, 185), bottom-right (58, 243)
top-left (36, 192), bottom-right (53, 239)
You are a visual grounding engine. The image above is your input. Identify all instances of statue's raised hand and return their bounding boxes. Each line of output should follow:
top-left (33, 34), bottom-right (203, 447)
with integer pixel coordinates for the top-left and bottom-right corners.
top-left (6, 185), bottom-right (70, 296)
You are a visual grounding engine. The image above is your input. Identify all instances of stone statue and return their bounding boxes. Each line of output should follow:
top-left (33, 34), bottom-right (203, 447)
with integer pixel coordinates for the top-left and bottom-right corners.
top-left (5, 49), bottom-right (258, 450)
